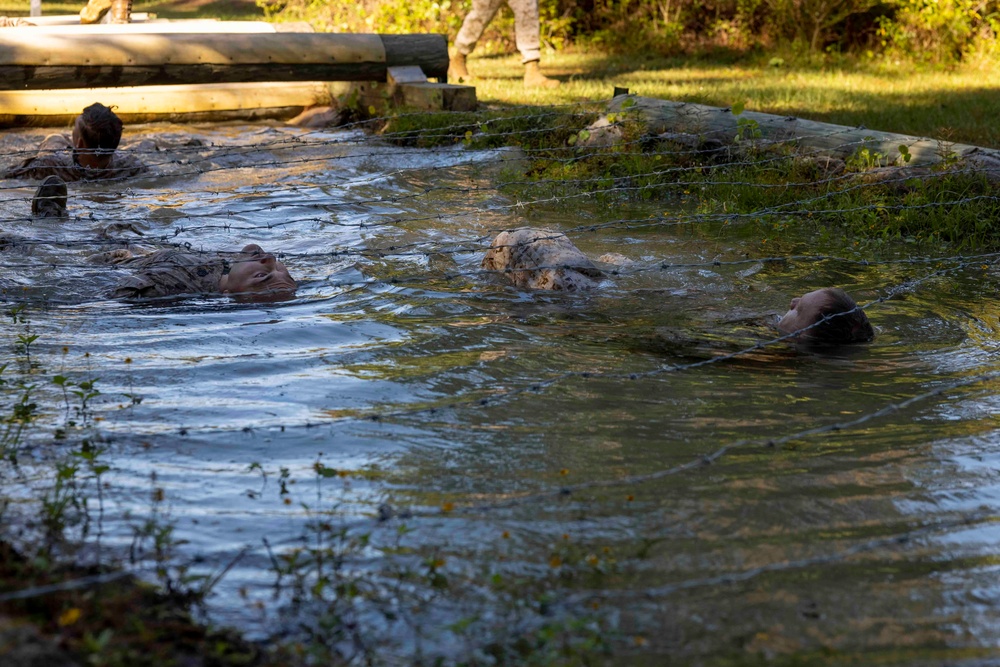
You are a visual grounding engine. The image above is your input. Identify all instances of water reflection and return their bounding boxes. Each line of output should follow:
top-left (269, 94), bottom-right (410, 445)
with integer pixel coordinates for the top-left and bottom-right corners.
top-left (2, 121), bottom-right (1000, 663)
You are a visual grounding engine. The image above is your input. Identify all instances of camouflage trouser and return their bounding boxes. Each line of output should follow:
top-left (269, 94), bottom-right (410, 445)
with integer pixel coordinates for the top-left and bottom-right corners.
top-left (453, 0), bottom-right (541, 64)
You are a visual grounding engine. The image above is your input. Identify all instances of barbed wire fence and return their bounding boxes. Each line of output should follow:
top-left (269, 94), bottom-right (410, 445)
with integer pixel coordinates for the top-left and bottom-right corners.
top-left (2, 102), bottom-right (992, 420)
top-left (0, 105), bottom-right (994, 450)
top-left (2, 101), bottom-right (1000, 657)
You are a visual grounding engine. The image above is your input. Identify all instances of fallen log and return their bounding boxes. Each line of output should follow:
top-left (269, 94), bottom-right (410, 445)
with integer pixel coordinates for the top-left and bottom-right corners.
top-left (603, 94), bottom-right (1000, 171)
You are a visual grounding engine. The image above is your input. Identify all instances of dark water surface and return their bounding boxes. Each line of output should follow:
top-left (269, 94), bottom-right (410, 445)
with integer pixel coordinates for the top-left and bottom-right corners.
top-left (3, 121), bottom-right (1000, 664)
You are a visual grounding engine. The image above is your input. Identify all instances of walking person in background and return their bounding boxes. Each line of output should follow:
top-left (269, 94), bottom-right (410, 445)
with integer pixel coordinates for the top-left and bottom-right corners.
top-left (449, 0), bottom-right (560, 88)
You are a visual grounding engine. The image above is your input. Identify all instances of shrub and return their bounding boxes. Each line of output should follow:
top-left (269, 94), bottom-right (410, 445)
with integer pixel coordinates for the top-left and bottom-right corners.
top-left (875, 0), bottom-right (1000, 63)
top-left (255, 0), bottom-right (1000, 60)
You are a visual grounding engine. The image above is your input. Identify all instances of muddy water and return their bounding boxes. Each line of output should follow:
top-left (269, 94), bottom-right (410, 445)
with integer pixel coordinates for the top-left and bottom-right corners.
top-left (3, 121), bottom-right (1000, 664)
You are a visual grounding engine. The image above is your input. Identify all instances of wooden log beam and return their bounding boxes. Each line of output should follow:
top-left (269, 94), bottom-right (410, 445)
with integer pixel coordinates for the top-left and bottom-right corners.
top-left (14, 12), bottom-right (154, 24)
top-left (0, 81), bottom-right (352, 127)
top-left (381, 34), bottom-right (448, 79)
top-left (609, 95), bottom-right (987, 167)
top-left (12, 20), bottom-right (297, 34)
top-left (0, 32), bottom-right (448, 90)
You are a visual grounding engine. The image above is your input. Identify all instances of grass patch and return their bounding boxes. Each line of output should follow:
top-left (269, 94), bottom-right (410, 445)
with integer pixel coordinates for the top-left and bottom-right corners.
top-left (460, 51), bottom-right (1000, 149)
top-left (377, 101), bottom-right (1000, 253)
top-left (0, 541), bottom-right (290, 667)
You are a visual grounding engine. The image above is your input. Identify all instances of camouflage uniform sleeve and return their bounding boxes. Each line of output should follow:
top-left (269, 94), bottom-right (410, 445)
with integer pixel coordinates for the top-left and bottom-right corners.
top-left (99, 153), bottom-right (148, 181)
top-left (3, 134), bottom-right (83, 181)
top-left (88, 249), bottom-right (138, 265)
top-left (109, 250), bottom-right (224, 299)
top-left (109, 274), bottom-right (159, 300)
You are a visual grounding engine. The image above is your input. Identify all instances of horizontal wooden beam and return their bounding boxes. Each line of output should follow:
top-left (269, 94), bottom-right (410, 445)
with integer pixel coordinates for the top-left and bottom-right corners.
top-left (0, 32), bottom-right (448, 90)
top-left (12, 20), bottom-right (288, 34)
top-left (15, 12), bottom-right (153, 24)
top-left (0, 81), bottom-right (352, 126)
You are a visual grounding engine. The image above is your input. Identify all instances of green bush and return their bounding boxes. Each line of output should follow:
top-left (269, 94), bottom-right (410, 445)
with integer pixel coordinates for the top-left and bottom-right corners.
top-left (255, 0), bottom-right (573, 49)
top-left (875, 0), bottom-right (1000, 63)
top-left (764, 0), bottom-right (883, 51)
top-left (256, 0), bottom-right (463, 34)
top-left (255, 0), bottom-right (1000, 60)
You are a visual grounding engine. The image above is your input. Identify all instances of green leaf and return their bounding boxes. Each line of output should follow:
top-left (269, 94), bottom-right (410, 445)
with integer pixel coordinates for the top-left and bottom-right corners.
top-left (314, 463), bottom-right (339, 478)
top-left (731, 100), bottom-right (745, 116)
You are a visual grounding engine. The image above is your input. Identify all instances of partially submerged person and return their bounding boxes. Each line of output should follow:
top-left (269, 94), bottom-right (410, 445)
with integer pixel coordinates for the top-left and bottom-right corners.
top-left (624, 287), bottom-right (873, 363)
top-left (482, 227), bottom-right (604, 291)
top-left (776, 287), bottom-right (874, 345)
top-left (94, 243), bottom-right (297, 301)
top-left (31, 176), bottom-right (68, 218)
top-left (4, 103), bottom-right (146, 182)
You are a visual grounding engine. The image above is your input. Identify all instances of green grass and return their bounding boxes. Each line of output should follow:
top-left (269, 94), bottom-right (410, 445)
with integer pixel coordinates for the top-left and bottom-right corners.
top-left (3, 0), bottom-right (999, 149)
top-left (464, 51), bottom-right (1000, 149)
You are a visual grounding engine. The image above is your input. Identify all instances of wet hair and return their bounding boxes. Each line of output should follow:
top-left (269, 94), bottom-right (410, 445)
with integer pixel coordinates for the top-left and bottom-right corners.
top-left (76, 103), bottom-right (123, 153)
top-left (808, 288), bottom-right (875, 345)
top-left (31, 175), bottom-right (68, 218)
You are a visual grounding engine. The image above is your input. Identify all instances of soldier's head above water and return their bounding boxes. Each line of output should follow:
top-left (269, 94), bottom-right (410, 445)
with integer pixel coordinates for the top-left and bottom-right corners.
top-left (482, 228), bottom-right (604, 291)
top-left (220, 244), bottom-right (298, 298)
top-left (777, 288), bottom-right (874, 345)
top-left (72, 103), bottom-right (124, 170)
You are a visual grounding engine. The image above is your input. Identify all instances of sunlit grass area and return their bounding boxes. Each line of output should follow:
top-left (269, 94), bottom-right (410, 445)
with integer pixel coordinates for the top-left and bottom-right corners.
top-left (466, 51), bottom-right (1000, 148)
top-left (2, 0), bottom-right (998, 148)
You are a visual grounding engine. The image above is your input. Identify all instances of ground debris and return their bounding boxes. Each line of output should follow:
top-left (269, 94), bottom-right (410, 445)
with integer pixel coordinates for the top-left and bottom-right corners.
top-left (0, 541), bottom-right (298, 667)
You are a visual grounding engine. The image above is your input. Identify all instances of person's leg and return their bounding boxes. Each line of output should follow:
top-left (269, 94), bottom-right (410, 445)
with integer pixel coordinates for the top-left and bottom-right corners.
top-left (508, 0), bottom-right (560, 87)
top-left (451, 0), bottom-right (505, 79)
top-left (110, 0), bottom-right (132, 24)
